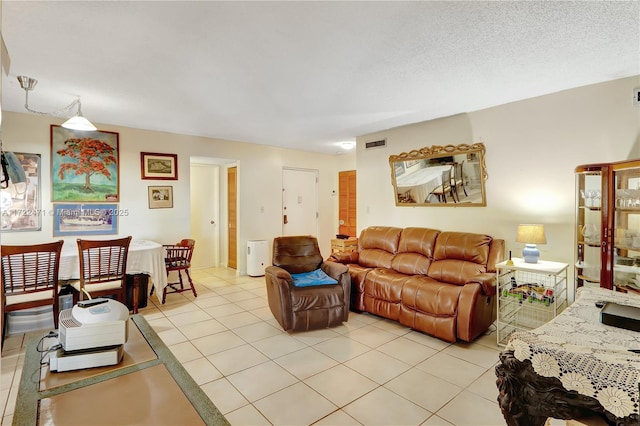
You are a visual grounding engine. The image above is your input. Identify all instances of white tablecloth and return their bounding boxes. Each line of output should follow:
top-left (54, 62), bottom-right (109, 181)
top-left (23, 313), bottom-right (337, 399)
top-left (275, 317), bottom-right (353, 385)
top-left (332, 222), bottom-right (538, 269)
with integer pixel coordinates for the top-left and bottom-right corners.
top-left (396, 165), bottom-right (451, 203)
top-left (506, 287), bottom-right (640, 419)
top-left (59, 239), bottom-right (168, 303)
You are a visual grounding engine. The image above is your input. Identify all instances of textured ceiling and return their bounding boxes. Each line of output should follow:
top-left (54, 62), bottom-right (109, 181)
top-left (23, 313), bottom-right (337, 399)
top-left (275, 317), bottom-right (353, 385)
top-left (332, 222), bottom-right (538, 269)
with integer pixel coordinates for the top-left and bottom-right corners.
top-left (1, 1), bottom-right (639, 155)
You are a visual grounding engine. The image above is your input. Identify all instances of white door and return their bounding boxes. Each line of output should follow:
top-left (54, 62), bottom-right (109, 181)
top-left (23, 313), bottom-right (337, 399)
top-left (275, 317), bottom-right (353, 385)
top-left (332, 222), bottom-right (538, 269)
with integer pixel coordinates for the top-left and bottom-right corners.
top-left (190, 163), bottom-right (219, 268)
top-left (282, 168), bottom-right (318, 236)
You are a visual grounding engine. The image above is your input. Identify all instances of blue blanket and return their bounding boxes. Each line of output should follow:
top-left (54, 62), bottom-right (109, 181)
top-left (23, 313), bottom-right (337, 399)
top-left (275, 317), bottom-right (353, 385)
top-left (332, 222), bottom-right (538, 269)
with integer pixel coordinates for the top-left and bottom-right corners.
top-left (291, 268), bottom-right (338, 287)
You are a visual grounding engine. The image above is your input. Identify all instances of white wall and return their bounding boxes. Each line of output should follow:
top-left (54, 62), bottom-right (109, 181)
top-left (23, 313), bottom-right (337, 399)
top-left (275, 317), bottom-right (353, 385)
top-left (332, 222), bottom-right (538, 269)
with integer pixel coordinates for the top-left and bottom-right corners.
top-left (3, 76), bottom-right (637, 279)
top-left (1, 112), bottom-right (356, 274)
top-left (356, 76), bottom-right (640, 290)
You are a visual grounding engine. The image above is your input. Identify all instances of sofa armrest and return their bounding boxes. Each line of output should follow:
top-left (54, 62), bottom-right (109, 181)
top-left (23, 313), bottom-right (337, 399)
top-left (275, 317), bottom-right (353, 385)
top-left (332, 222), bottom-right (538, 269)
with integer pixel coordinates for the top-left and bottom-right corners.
top-left (467, 273), bottom-right (497, 296)
top-left (328, 251), bottom-right (359, 264)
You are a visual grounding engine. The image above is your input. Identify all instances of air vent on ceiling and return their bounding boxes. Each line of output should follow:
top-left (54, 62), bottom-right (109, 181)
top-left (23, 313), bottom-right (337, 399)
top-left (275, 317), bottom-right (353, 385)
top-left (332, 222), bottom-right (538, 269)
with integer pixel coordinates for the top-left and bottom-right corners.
top-left (365, 139), bottom-right (387, 150)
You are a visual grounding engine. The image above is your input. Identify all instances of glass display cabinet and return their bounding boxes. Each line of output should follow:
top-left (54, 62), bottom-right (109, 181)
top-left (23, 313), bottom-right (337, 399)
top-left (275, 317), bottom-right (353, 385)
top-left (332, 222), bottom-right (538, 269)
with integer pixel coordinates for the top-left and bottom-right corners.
top-left (575, 159), bottom-right (640, 291)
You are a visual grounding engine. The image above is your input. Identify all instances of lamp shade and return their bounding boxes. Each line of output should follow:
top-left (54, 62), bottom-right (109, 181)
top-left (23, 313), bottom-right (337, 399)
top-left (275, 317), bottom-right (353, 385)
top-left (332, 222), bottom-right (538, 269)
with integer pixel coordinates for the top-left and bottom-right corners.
top-left (516, 224), bottom-right (546, 263)
top-left (516, 224), bottom-right (547, 245)
top-left (62, 115), bottom-right (97, 131)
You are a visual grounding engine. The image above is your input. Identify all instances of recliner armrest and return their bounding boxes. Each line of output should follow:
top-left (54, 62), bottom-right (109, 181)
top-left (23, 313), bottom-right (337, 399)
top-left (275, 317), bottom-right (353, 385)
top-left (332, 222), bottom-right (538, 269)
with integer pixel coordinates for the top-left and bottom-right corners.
top-left (265, 265), bottom-right (293, 282)
top-left (467, 273), bottom-right (497, 296)
top-left (321, 260), bottom-right (349, 280)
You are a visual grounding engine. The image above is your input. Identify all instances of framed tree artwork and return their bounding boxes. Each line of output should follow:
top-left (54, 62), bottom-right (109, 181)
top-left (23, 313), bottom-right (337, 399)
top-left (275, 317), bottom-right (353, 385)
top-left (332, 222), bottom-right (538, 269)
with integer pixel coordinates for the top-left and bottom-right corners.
top-left (50, 125), bottom-right (119, 202)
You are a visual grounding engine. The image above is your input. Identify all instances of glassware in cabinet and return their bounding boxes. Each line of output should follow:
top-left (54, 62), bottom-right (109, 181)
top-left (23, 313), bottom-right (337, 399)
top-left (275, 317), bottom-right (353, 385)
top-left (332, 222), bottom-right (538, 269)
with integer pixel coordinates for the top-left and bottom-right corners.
top-left (575, 159), bottom-right (640, 292)
top-left (612, 163), bottom-right (640, 293)
top-left (575, 168), bottom-right (603, 288)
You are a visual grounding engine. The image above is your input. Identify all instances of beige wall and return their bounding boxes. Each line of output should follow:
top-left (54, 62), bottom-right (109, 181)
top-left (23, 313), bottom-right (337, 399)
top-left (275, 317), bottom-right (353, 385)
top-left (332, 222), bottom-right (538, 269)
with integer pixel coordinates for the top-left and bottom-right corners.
top-left (356, 75), bottom-right (640, 293)
top-left (3, 76), bottom-right (638, 281)
top-left (1, 112), bottom-right (356, 274)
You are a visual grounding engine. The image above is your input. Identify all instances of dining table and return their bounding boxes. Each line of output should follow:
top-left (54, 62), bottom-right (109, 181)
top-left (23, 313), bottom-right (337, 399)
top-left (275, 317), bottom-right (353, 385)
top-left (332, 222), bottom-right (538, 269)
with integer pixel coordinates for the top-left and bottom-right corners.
top-left (395, 164), bottom-right (452, 203)
top-left (59, 239), bottom-right (168, 311)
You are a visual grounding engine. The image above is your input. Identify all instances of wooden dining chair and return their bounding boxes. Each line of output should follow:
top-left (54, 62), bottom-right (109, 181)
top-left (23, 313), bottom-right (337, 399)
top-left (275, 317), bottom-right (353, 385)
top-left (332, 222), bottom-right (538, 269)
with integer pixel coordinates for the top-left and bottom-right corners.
top-left (429, 168), bottom-right (457, 203)
top-left (1, 240), bottom-right (64, 343)
top-left (450, 161), bottom-right (468, 201)
top-left (162, 239), bottom-right (196, 303)
top-left (71, 236), bottom-right (132, 303)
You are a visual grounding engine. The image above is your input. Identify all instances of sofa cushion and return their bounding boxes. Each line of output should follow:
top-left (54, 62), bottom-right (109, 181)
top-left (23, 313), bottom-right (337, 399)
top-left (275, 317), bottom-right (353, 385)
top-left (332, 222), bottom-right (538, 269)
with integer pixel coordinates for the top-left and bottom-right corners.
top-left (365, 269), bottom-right (409, 303)
top-left (359, 249), bottom-right (395, 269)
top-left (363, 268), bottom-right (410, 320)
top-left (392, 227), bottom-right (439, 275)
top-left (428, 259), bottom-right (488, 286)
top-left (360, 226), bottom-right (401, 251)
top-left (398, 227), bottom-right (439, 258)
top-left (401, 276), bottom-right (462, 315)
top-left (429, 232), bottom-right (491, 285)
top-left (392, 253), bottom-right (431, 276)
top-left (433, 232), bottom-right (491, 264)
top-left (399, 276), bottom-right (462, 343)
top-left (358, 226), bottom-right (402, 269)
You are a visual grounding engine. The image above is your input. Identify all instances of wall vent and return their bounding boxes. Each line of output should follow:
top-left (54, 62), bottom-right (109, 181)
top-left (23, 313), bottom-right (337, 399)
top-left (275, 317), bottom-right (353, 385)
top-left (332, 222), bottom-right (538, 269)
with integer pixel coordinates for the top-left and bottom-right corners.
top-left (365, 139), bottom-right (387, 150)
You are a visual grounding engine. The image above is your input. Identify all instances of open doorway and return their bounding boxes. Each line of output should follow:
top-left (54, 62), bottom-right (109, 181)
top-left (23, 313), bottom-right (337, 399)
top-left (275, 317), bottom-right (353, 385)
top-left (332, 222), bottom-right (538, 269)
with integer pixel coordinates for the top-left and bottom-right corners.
top-left (190, 157), bottom-right (237, 269)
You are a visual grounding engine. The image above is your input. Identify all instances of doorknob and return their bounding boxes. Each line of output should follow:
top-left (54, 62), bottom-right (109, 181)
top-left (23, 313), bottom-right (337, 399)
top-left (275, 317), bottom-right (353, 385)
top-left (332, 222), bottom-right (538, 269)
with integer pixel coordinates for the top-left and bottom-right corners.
top-left (283, 214), bottom-right (288, 224)
top-left (210, 220), bottom-right (215, 224)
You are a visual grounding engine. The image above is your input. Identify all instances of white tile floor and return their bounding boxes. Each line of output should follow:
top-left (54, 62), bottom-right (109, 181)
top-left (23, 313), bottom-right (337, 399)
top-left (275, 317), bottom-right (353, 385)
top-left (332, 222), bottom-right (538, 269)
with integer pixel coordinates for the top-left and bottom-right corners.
top-left (1, 267), bottom-right (508, 425)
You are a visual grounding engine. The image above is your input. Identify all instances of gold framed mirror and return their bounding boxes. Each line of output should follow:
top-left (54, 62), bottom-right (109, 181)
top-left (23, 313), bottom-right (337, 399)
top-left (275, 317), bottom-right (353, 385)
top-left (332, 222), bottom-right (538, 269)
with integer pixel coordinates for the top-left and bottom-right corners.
top-left (389, 142), bottom-right (487, 207)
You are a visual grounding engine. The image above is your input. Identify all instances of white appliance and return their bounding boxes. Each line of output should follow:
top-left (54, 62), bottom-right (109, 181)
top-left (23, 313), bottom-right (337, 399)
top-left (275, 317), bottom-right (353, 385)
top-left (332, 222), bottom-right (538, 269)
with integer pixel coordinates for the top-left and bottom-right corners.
top-left (247, 240), bottom-right (269, 277)
top-left (49, 345), bottom-right (124, 372)
top-left (50, 298), bottom-right (129, 372)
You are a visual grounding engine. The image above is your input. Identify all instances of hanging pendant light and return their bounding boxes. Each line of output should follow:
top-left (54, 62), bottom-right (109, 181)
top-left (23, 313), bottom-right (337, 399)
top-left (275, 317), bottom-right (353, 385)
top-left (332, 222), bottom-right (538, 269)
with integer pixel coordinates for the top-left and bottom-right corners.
top-left (61, 101), bottom-right (96, 131)
top-left (17, 75), bottom-right (97, 131)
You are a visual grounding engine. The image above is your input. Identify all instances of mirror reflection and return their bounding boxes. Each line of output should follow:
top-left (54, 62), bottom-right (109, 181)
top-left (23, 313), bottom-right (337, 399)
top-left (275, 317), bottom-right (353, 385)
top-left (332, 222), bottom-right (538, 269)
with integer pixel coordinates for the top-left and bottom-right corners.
top-left (389, 143), bottom-right (487, 207)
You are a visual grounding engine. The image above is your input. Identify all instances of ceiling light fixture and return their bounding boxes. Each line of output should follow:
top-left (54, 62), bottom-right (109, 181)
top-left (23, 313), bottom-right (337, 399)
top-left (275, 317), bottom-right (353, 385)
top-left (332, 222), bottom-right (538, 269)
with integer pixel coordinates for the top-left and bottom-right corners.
top-left (17, 75), bottom-right (97, 131)
top-left (339, 141), bottom-right (356, 150)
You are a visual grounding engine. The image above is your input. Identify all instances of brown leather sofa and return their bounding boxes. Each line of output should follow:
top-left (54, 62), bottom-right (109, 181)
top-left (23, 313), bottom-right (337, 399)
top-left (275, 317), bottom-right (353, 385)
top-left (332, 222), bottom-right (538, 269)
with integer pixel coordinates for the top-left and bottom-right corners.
top-left (329, 226), bottom-right (504, 342)
top-left (265, 236), bottom-right (351, 332)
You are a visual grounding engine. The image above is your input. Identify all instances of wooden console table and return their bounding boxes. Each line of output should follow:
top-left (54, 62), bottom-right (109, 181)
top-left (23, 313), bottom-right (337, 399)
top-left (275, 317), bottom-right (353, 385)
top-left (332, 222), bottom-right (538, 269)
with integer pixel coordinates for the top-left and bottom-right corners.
top-left (12, 315), bottom-right (229, 426)
top-left (496, 286), bottom-right (640, 426)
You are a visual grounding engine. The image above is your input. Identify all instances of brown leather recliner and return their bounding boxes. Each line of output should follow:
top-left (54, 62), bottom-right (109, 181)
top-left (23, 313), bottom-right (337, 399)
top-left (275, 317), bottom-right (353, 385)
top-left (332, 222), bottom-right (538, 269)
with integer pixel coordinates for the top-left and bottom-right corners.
top-left (265, 236), bottom-right (350, 331)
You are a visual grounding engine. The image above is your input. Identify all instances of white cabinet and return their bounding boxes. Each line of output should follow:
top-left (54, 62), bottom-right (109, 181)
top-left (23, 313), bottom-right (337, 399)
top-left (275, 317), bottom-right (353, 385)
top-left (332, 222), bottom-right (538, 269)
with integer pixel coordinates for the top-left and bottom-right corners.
top-left (496, 258), bottom-right (569, 346)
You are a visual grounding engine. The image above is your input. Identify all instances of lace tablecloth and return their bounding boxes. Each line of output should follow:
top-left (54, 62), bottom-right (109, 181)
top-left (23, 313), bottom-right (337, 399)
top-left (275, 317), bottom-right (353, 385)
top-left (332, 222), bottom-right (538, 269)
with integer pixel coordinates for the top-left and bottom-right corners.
top-left (506, 286), bottom-right (640, 419)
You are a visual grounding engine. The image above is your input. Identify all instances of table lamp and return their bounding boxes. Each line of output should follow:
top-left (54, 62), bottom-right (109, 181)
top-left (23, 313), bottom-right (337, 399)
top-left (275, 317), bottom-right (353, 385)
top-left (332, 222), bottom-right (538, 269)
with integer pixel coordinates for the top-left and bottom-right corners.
top-left (516, 224), bottom-right (546, 264)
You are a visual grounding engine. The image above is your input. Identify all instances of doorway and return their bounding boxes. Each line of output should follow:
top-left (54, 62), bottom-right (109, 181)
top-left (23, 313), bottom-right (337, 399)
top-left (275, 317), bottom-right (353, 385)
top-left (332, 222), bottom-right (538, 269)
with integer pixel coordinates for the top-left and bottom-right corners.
top-left (282, 168), bottom-right (318, 236)
top-left (189, 157), bottom-right (236, 270)
top-left (190, 163), bottom-right (219, 269)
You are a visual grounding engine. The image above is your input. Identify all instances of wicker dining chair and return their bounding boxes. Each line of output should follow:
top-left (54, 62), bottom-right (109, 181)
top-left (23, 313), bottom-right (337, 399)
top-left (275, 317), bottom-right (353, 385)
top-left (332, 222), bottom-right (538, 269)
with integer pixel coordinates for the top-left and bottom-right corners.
top-left (71, 236), bottom-right (132, 303)
top-left (1, 240), bottom-right (64, 343)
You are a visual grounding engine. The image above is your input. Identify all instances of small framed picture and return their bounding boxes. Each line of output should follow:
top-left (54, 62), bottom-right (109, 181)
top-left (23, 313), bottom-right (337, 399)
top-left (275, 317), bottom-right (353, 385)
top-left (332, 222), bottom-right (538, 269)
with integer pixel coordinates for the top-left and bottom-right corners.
top-left (148, 186), bottom-right (173, 209)
top-left (140, 152), bottom-right (178, 180)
